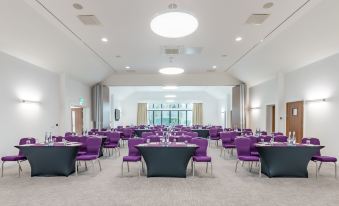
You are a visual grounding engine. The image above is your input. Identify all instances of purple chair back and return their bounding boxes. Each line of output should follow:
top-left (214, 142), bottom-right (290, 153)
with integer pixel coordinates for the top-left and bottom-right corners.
top-left (128, 138), bottom-right (145, 156)
top-left (177, 136), bottom-right (192, 143)
top-left (146, 135), bottom-right (161, 142)
top-left (190, 138), bottom-right (208, 156)
top-left (78, 136), bottom-right (88, 152)
top-left (107, 132), bottom-right (121, 144)
top-left (259, 135), bottom-right (272, 142)
top-left (209, 128), bottom-right (218, 137)
top-left (272, 132), bottom-right (283, 136)
top-left (235, 137), bottom-right (251, 156)
top-left (18, 138), bottom-right (36, 156)
top-left (186, 132), bottom-right (198, 138)
top-left (274, 135), bottom-right (288, 142)
top-left (141, 132), bottom-right (153, 139)
top-left (123, 128), bottom-right (134, 138)
top-left (85, 137), bottom-right (102, 156)
top-left (220, 131), bottom-right (237, 143)
top-left (302, 137), bottom-right (321, 156)
top-left (65, 132), bottom-right (73, 137)
top-left (52, 136), bottom-right (64, 142)
top-left (248, 136), bottom-right (258, 152)
top-left (65, 135), bottom-right (80, 142)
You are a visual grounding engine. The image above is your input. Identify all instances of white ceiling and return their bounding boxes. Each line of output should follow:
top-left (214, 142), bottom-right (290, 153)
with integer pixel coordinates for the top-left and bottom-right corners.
top-left (110, 86), bottom-right (232, 101)
top-left (1, 0), bottom-right (337, 86)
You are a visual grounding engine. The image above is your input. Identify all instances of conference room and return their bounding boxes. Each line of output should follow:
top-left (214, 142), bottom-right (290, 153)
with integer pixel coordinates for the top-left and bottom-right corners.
top-left (1, 0), bottom-right (339, 205)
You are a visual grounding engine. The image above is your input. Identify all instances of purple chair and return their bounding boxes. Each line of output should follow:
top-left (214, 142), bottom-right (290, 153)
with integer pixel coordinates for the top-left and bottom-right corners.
top-left (121, 138), bottom-right (145, 176)
top-left (141, 132), bottom-right (153, 139)
top-left (302, 138), bottom-right (337, 178)
top-left (258, 135), bottom-right (272, 142)
top-left (121, 128), bottom-right (134, 147)
top-left (1, 137), bottom-right (36, 177)
top-left (190, 138), bottom-right (212, 176)
top-left (274, 135), bottom-right (288, 143)
top-left (103, 132), bottom-right (121, 156)
top-left (77, 136), bottom-right (88, 156)
top-left (177, 136), bottom-right (192, 143)
top-left (65, 135), bottom-right (80, 142)
top-left (248, 136), bottom-right (259, 156)
top-left (186, 132), bottom-right (198, 138)
top-left (65, 132), bottom-right (74, 137)
top-left (220, 132), bottom-right (237, 157)
top-left (75, 137), bottom-right (102, 175)
top-left (234, 137), bottom-right (261, 176)
top-left (272, 132), bottom-right (283, 136)
top-left (52, 136), bottom-right (64, 142)
top-left (146, 135), bottom-right (161, 143)
top-left (209, 128), bottom-right (220, 146)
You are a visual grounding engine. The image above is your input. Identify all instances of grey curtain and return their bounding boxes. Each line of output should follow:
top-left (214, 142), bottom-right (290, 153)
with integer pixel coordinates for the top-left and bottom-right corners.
top-left (137, 103), bottom-right (148, 125)
top-left (192, 103), bottom-right (203, 125)
top-left (91, 84), bottom-right (110, 129)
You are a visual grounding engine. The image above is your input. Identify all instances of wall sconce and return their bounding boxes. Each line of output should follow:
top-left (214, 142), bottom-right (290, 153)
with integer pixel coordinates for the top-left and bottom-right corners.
top-left (21, 99), bottom-right (40, 104)
top-left (249, 107), bottom-right (261, 110)
top-left (304, 98), bottom-right (327, 103)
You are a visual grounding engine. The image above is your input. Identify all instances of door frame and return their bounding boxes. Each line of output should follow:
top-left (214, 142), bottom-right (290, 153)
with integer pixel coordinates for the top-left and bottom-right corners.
top-left (71, 105), bottom-right (85, 134)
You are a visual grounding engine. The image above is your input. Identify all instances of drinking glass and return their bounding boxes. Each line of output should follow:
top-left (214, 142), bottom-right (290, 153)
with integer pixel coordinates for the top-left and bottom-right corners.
top-left (26, 139), bottom-right (30, 145)
top-left (306, 139), bottom-right (311, 145)
top-left (184, 140), bottom-right (188, 144)
top-left (146, 139), bottom-right (150, 144)
top-left (260, 138), bottom-right (264, 143)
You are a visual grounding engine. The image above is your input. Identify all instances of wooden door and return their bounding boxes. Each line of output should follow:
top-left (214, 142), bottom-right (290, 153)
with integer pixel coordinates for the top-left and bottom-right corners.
top-left (71, 107), bottom-right (83, 135)
top-left (286, 101), bottom-right (303, 143)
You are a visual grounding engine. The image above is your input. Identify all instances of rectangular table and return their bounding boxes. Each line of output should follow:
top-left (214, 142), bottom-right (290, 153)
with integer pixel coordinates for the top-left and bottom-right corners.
top-left (16, 142), bottom-right (81, 177)
top-left (134, 129), bottom-right (152, 137)
top-left (136, 142), bottom-right (198, 177)
top-left (256, 143), bottom-right (323, 178)
top-left (191, 129), bottom-right (210, 138)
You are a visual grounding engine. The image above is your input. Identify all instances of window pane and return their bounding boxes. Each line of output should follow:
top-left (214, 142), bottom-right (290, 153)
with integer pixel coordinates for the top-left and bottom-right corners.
top-left (187, 103), bottom-right (193, 110)
top-left (154, 104), bottom-right (162, 109)
top-left (147, 111), bottom-right (153, 125)
top-left (154, 111), bottom-right (162, 125)
top-left (170, 111), bottom-right (179, 125)
top-left (162, 111), bottom-right (170, 126)
top-left (186, 111), bottom-right (192, 126)
top-left (179, 104), bottom-right (187, 109)
top-left (179, 111), bottom-right (187, 126)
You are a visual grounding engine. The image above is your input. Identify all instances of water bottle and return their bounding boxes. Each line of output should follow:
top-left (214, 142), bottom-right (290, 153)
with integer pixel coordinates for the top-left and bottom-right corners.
top-left (292, 131), bottom-right (296, 144)
top-left (271, 134), bottom-right (274, 144)
top-left (44, 132), bottom-right (48, 144)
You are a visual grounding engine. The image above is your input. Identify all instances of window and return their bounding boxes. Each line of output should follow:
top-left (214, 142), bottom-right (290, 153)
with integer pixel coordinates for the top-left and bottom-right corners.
top-left (147, 103), bottom-right (193, 126)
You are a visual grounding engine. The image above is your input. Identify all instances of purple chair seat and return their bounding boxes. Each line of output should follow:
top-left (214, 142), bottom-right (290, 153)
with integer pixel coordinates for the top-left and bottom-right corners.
top-left (193, 156), bottom-right (211, 162)
top-left (223, 143), bottom-right (236, 148)
top-left (312, 156), bottom-right (337, 162)
top-left (103, 143), bottom-right (118, 148)
top-left (238, 156), bottom-right (259, 161)
top-left (1, 155), bottom-right (26, 161)
top-left (123, 156), bottom-right (141, 162)
top-left (76, 155), bottom-right (98, 161)
top-left (77, 151), bottom-right (87, 156)
top-left (210, 136), bottom-right (220, 140)
top-left (250, 152), bottom-right (260, 157)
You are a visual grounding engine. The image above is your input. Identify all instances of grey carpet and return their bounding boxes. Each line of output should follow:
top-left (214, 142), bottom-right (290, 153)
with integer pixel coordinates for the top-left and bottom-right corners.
top-left (0, 145), bottom-right (338, 206)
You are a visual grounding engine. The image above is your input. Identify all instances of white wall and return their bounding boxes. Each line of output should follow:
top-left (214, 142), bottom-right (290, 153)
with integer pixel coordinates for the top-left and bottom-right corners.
top-left (249, 52), bottom-right (339, 157)
top-left (0, 51), bottom-right (93, 161)
top-left (111, 91), bottom-right (227, 127)
top-left (0, 51), bottom-right (61, 158)
top-left (59, 74), bottom-right (92, 133)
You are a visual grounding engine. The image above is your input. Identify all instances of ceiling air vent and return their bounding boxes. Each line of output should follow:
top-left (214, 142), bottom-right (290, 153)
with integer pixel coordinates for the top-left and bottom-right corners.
top-left (161, 46), bottom-right (183, 55)
top-left (77, 15), bottom-right (101, 25)
top-left (245, 14), bottom-right (270, 25)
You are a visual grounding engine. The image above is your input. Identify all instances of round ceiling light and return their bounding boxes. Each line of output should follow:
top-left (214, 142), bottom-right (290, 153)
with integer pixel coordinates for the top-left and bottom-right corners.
top-left (162, 86), bottom-right (178, 90)
top-left (159, 67), bottom-right (184, 75)
top-left (150, 12), bottom-right (198, 38)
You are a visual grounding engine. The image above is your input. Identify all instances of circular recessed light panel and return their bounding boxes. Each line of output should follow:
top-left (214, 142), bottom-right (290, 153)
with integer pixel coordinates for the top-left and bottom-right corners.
top-left (235, 37), bottom-right (243, 42)
top-left (150, 12), bottom-right (198, 38)
top-left (165, 95), bottom-right (176, 98)
top-left (159, 67), bottom-right (184, 75)
top-left (101, 37), bottom-right (108, 42)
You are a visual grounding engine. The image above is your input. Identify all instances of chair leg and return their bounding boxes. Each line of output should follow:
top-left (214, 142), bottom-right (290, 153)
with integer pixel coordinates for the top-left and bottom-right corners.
top-left (85, 161), bottom-right (88, 170)
top-left (206, 162), bottom-right (208, 173)
top-left (315, 161), bottom-right (318, 178)
top-left (259, 161), bottom-right (261, 178)
top-left (235, 160), bottom-right (239, 173)
top-left (335, 162), bottom-right (337, 179)
top-left (210, 162), bottom-right (213, 176)
top-left (121, 162), bottom-right (124, 176)
top-left (1, 162), bottom-right (4, 177)
top-left (17, 161), bottom-right (22, 177)
top-left (75, 161), bottom-right (78, 176)
top-left (220, 147), bottom-right (223, 157)
top-left (91, 160), bottom-right (95, 173)
top-left (127, 162), bottom-right (130, 172)
top-left (97, 159), bottom-right (102, 171)
top-left (192, 160), bottom-right (195, 177)
top-left (318, 162), bottom-right (323, 173)
top-left (139, 162), bottom-right (141, 177)
top-left (118, 147), bottom-right (120, 156)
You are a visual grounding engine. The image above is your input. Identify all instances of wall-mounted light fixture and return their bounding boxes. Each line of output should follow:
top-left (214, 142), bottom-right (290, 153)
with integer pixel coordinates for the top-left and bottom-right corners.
top-left (249, 106), bottom-right (261, 110)
top-left (21, 99), bottom-right (40, 104)
top-left (304, 98), bottom-right (327, 103)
